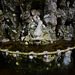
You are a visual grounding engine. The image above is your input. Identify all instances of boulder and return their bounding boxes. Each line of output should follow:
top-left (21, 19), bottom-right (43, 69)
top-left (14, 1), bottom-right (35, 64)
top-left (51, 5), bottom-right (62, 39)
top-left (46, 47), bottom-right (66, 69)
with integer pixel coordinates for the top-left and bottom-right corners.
top-left (31, 9), bottom-right (36, 16)
top-left (0, 10), bottom-right (3, 15)
top-left (26, 17), bottom-right (32, 23)
top-left (24, 35), bottom-right (30, 41)
top-left (36, 10), bottom-right (41, 16)
top-left (33, 20), bottom-right (43, 37)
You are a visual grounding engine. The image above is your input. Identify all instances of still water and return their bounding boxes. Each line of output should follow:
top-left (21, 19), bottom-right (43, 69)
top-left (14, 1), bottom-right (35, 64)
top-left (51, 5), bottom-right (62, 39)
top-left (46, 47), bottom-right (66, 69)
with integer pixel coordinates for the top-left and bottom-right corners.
top-left (0, 49), bottom-right (75, 75)
top-left (0, 40), bottom-right (75, 75)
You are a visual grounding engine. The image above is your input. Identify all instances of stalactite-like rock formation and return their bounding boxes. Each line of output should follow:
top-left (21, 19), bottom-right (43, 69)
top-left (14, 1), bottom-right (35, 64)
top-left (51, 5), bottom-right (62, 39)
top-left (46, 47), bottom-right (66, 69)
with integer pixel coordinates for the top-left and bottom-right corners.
top-left (0, 0), bottom-right (75, 45)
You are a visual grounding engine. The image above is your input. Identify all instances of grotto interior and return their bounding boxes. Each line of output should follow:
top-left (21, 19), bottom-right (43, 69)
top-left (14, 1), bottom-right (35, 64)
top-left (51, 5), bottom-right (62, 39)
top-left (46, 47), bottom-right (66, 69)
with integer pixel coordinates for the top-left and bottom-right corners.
top-left (0, 1), bottom-right (75, 74)
top-left (0, 0), bottom-right (75, 45)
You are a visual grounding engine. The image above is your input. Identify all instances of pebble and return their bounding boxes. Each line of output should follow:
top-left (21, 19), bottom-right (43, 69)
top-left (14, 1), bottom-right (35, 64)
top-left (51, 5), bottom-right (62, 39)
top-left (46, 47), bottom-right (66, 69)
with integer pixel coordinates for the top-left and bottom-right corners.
top-left (7, 19), bottom-right (10, 22)
top-left (34, 55), bottom-right (37, 58)
top-left (12, 30), bottom-right (17, 33)
top-left (46, 67), bottom-right (49, 70)
top-left (44, 14), bottom-right (50, 18)
top-left (25, 42), bottom-right (28, 45)
top-left (6, 52), bottom-right (9, 56)
top-left (57, 63), bottom-right (60, 67)
top-left (13, 54), bottom-right (17, 57)
top-left (31, 25), bottom-right (35, 28)
top-left (13, 14), bottom-right (16, 17)
top-left (53, 27), bottom-right (56, 31)
top-left (29, 55), bottom-right (34, 59)
top-left (9, 54), bottom-right (12, 56)
top-left (68, 34), bottom-right (73, 37)
top-left (2, 39), bottom-right (10, 42)
top-left (21, 30), bottom-right (25, 33)
top-left (16, 62), bottom-right (19, 66)
top-left (21, 36), bottom-right (25, 41)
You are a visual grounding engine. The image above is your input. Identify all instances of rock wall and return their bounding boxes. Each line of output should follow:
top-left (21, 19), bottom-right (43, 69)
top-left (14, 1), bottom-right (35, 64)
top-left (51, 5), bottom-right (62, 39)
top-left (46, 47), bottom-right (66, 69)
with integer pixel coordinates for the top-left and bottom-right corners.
top-left (0, 0), bottom-right (75, 45)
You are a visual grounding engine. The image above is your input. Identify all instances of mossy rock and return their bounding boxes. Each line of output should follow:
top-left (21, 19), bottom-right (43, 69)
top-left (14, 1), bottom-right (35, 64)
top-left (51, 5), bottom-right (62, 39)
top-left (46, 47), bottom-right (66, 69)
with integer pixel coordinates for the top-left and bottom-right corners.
top-left (41, 41), bottom-right (50, 45)
top-left (34, 41), bottom-right (41, 45)
top-left (25, 35), bottom-right (31, 41)
top-left (43, 34), bottom-right (51, 41)
top-left (0, 10), bottom-right (3, 15)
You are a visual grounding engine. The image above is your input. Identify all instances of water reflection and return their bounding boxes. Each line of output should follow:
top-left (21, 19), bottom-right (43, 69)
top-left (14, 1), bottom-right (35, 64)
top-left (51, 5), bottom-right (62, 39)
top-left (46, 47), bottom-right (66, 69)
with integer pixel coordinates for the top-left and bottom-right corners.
top-left (0, 50), bottom-right (75, 75)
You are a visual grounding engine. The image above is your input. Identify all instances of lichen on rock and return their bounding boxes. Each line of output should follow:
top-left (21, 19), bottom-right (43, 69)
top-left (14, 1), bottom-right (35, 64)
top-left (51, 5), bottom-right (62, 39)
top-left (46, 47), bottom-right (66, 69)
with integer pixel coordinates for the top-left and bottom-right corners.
top-left (0, 0), bottom-right (75, 45)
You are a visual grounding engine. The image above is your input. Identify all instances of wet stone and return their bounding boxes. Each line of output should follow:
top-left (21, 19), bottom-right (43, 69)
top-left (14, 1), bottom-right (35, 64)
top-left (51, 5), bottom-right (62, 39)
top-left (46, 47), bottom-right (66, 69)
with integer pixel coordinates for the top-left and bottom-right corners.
top-left (0, 10), bottom-right (3, 15)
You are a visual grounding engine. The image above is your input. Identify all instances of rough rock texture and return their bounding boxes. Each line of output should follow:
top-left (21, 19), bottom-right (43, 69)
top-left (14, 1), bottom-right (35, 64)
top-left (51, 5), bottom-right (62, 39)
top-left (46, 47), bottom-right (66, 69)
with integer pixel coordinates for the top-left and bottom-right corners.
top-left (0, 0), bottom-right (75, 45)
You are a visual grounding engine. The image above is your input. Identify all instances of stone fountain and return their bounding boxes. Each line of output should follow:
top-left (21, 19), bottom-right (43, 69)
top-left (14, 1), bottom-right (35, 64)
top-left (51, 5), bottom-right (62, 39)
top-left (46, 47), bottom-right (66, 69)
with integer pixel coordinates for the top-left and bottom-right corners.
top-left (0, 0), bottom-right (75, 45)
top-left (24, 9), bottom-right (53, 45)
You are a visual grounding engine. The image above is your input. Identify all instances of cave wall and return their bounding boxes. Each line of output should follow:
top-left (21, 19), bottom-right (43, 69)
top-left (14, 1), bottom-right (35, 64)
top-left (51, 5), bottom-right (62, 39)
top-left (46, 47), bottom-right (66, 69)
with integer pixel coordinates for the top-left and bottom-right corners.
top-left (44, 0), bottom-right (75, 39)
top-left (0, 0), bottom-right (75, 44)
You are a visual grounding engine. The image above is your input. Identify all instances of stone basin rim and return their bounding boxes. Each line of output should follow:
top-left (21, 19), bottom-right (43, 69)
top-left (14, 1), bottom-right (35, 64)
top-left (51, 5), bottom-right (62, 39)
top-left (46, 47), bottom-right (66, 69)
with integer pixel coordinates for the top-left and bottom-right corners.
top-left (0, 46), bottom-right (75, 56)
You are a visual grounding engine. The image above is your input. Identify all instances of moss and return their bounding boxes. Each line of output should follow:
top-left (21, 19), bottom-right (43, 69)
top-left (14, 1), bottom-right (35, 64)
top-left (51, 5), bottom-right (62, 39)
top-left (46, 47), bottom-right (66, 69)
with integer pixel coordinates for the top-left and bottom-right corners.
top-left (0, 40), bottom-right (75, 52)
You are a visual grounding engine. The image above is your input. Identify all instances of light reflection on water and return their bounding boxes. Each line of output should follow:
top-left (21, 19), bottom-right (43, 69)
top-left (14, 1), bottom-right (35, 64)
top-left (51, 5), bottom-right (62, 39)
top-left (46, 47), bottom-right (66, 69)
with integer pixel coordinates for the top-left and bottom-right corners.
top-left (0, 50), bottom-right (75, 75)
